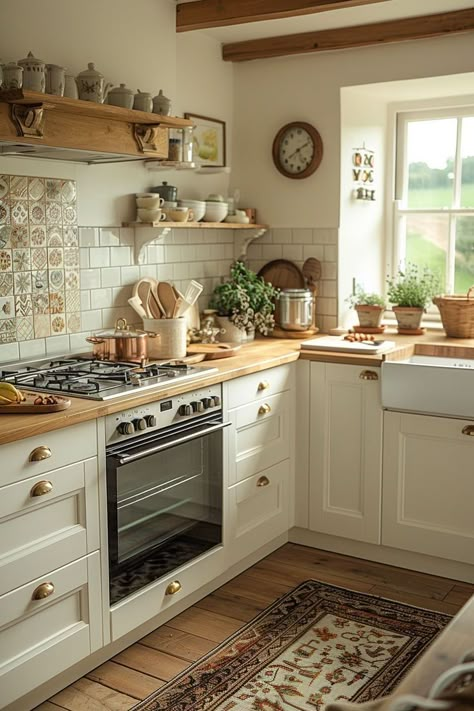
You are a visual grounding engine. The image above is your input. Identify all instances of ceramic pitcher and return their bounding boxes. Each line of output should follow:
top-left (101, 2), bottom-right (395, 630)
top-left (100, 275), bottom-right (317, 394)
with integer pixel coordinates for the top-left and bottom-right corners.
top-left (2, 62), bottom-right (23, 89)
top-left (75, 62), bottom-right (113, 103)
top-left (18, 51), bottom-right (46, 92)
top-left (45, 64), bottom-right (65, 96)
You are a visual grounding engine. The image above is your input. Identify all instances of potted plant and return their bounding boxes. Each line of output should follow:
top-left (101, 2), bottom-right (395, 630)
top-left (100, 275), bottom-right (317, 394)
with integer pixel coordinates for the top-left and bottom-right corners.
top-left (386, 262), bottom-right (441, 334)
top-left (346, 285), bottom-right (386, 332)
top-left (209, 261), bottom-right (279, 342)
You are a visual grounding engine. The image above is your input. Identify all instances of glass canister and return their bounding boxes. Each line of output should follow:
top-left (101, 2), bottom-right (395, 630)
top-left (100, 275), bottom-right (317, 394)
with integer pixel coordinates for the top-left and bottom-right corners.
top-left (168, 129), bottom-right (182, 162)
top-left (182, 127), bottom-right (194, 163)
top-left (277, 289), bottom-right (313, 331)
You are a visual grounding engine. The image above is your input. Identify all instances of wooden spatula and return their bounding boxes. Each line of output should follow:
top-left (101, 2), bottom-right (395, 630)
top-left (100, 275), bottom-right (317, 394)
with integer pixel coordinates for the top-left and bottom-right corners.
top-left (157, 281), bottom-right (177, 319)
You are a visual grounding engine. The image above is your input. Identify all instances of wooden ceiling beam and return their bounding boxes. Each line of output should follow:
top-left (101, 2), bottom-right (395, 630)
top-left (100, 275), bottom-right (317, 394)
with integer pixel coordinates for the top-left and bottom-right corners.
top-left (222, 8), bottom-right (474, 62)
top-left (176, 0), bottom-right (388, 32)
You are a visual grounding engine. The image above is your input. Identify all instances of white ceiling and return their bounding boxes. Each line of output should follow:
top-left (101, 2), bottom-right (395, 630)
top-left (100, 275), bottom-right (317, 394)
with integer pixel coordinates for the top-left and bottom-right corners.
top-left (176, 0), bottom-right (474, 43)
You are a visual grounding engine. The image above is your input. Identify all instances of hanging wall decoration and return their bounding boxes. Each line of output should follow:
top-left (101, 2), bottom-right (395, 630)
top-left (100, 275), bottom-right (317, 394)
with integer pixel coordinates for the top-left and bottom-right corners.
top-left (352, 146), bottom-right (375, 201)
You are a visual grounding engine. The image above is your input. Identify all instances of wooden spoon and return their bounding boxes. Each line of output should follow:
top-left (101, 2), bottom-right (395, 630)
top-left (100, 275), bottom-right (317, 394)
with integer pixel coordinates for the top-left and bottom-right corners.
top-left (157, 281), bottom-right (177, 319)
top-left (134, 279), bottom-right (153, 318)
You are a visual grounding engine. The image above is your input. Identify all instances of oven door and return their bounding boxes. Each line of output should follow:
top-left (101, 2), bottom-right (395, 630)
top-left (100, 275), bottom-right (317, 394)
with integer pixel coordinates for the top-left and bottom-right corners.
top-left (106, 416), bottom-right (228, 604)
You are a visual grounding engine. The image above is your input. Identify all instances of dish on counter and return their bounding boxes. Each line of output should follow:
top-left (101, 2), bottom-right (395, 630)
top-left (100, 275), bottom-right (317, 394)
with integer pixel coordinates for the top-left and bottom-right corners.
top-left (258, 259), bottom-right (305, 290)
top-left (0, 391), bottom-right (71, 413)
top-left (301, 335), bottom-right (396, 354)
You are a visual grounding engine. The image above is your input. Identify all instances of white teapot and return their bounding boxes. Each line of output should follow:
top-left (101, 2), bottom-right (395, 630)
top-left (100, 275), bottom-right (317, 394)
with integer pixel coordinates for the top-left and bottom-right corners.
top-left (76, 63), bottom-right (113, 103)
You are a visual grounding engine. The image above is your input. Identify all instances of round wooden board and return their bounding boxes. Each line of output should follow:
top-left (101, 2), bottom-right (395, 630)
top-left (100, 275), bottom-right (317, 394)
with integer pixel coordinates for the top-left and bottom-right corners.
top-left (187, 343), bottom-right (242, 359)
top-left (271, 326), bottom-right (319, 339)
top-left (258, 259), bottom-right (305, 289)
top-left (353, 325), bottom-right (386, 334)
top-left (0, 392), bottom-right (71, 414)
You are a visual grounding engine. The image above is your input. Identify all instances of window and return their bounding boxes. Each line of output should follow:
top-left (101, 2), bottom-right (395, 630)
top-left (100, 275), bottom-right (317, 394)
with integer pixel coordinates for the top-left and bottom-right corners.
top-left (394, 108), bottom-right (474, 295)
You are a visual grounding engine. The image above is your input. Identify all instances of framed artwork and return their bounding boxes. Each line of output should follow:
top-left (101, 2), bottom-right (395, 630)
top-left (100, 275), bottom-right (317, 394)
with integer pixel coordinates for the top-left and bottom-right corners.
top-left (184, 113), bottom-right (226, 168)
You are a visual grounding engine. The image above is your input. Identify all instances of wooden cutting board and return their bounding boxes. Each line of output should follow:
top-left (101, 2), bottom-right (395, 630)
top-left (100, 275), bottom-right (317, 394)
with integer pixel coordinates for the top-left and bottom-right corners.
top-left (187, 343), bottom-right (242, 360)
top-left (257, 259), bottom-right (305, 289)
top-left (0, 392), bottom-right (71, 414)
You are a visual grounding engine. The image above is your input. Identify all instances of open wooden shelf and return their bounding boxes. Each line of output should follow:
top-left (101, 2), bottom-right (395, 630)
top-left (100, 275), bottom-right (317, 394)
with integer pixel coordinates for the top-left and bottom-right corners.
top-left (122, 221), bottom-right (268, 229)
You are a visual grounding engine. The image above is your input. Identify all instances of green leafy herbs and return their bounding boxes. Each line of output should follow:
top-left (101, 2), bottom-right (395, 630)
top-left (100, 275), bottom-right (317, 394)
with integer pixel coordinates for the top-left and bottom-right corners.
top-left (209, 261), bottom-right (279, 335)
top-left (386, 262), bottom-right (441, 309)
top-left (346, 284), bottom-right (386, 309)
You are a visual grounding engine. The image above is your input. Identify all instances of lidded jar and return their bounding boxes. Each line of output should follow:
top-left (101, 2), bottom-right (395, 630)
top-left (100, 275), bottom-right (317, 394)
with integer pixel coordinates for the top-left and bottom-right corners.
top-left (76, 62), bottom-right (112, 103)
top-left (2, 61), bottom-right (23, 90)
top-left (107, 83), bottom-right (134, 109)
top-left (152, 89), bottom-right (171, 116)
top-left (133, 89), bottom-right (153, 112)
top-left (18, 51), bottom-right (45, 92)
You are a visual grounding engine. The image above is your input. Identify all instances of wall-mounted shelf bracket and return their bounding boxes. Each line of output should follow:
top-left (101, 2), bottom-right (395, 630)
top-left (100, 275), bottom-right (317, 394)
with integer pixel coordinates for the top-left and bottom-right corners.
top-left (133, 225), bottom-right (171, 264)
top-left (235, 227), bottom-right (267, 263)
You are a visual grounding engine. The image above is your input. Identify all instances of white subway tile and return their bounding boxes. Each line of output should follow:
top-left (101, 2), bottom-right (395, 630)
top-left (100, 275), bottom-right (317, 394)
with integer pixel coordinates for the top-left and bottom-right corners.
top-left (102, 306), bottom-right (136, 328)
top-left (120, 266), bottom-right (140, 285)
top-left (89, 247), bottom-right (110, 268)
top-left (80, 248), bottom-right (90, 268)
top-left (80, 291), bottom-right (91, 311)
top-left (191, 262), bottom-right (205, 279)
top-left (322, 262), bottom-right (337, 280)
top-left (173, 262), bottom-right (189, 280)
top-left (321, 280), bottom-right (337, 298)
top-left (69, 332), bottom-right (91, 352)
top-left (292, 228), bottom-right (313, 244)
top-left (156, 264), bottom-right (174, 281)
top-left (100, 228), bottom-right (120, 246)
top-left (0, 342), bottom-right (19, 363)
top-left (321, 315), bottom-right (338, 333)
top-left (172, 229), bottom-right (188, 245)
top-left (110, 247), bottom-right (132, 267)
top-left (188, 230), bottom-right (204, 244)
top-left (139, 264), bottom-right (157, 280)
top-left (272, 228), bottom-right (292, 244)
top-left (258, 230), bottom-right (273, 244)
top-left (303, 245), bottom-right (324, 261)
top-left (19, 339), bottom-right (46, 359)
top-left (112, 286), bottom-right (133, 307)
top-left (317, 297), bottom-right (337, 315)
top-left (119, 228), bottom-right (135, 246)
top-left (147, 245), bottom-right (164, 263)
top-left (283, 244), bottom-right (303, 261)
top-left (165, 244), bottom-right (185, 262)
top-left (262, 244), bottom-right (283, 260)
top-left (81, 310), bottom-right (103, 331)
top-left (101, 267), bottom-right (121, 288)
top-left (79, 227), bottom-right (99, 247)
top-left (80, 269), bottom-right (101, 290)
top-left (324, 245), bottom-right (337, 262)
top-left (46, 335), bottom-right (71, 355)
top-left (314, 228), bottom-right (337, 245)
top-left (91, 288), bottom-right (113, 310)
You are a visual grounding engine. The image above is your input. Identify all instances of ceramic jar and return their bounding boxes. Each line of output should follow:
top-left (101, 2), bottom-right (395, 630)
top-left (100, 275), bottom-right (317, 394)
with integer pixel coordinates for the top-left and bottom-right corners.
top-left (75, 62), bottom-right (113, 103)
top-left (18, 52), bottom-right (45, 92)
top-left (64, 74), bottom-right (78, 99)
top-left (133, 90), bottom-right (153, 112)
top-left (2, 62), bottom-right (23, 89)
top-left (45, 64), bottom-right (65, 96)
top-left (107, 83), bottom-right (134, 109)
top-left (152, 89), bottom-right (171, 116)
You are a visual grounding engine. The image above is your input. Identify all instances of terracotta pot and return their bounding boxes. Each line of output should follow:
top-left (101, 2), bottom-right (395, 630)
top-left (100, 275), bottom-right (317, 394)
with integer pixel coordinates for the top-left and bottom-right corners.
top-left (86, 318), bottom-right (148, 362)
top-left (392, 306), bottom-right (424, 334)
top-left (355, 304), bottom-right (384, 329)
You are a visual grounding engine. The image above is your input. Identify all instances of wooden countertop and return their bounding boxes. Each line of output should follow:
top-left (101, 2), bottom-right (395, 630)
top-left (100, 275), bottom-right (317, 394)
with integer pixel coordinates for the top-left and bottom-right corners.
top-left (2, 329), bottom-right (474, 446)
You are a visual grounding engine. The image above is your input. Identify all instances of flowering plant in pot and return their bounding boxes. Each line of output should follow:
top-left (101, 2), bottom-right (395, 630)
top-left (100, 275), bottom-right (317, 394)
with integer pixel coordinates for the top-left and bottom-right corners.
top-left (346, 285), bottom-right (386, 332)
top-left (209, 261), bottom-right (279, 342)
top-left (386, 262), bottom-right (441, 333)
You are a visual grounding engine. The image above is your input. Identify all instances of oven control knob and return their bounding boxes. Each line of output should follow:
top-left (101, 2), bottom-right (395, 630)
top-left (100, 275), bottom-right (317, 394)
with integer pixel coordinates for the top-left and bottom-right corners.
top-left (145, 415), bottom-right (156, 427)
top-left (133, 418), bottom-right (147, 431)
top-left (201, 398), bottom-right (212, 409)
top-left (179, 404), bottom-right (192, 416)
top-left (117, 421), bottom-right (134, 435)
top-left (191, 400), bottom-right (204, 413)
top-left (211, 395), bottom-right (221, 407)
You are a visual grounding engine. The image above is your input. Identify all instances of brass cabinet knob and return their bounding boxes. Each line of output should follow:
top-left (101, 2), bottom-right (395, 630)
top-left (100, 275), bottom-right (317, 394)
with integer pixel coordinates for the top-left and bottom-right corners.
top-left (29, 445), bottom-right (52, 462)
top-left (32, 582), bottom-right (55, 600)
top-left (258, 403), bottom-right (271, 415)
top-left (257, 475), bottom-right (270, 487)
top-left (30, 480), bottom-right (53, 497)
top-left (462, 425), bottom-right (474, 436)
top-left (165, 580), bottom-right (182, 596)
top-left (359, 370), bottom-right (379, 381)
top-left (258, 380), bottom-right (270, 391)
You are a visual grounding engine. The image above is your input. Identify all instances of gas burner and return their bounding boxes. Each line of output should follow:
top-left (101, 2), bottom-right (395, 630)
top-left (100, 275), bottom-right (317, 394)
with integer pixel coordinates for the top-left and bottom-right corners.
top-left (65, 380), bottom-right (101, 394)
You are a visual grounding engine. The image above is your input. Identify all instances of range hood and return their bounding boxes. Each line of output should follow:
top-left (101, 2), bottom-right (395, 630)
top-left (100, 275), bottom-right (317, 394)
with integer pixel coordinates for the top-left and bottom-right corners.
top-left (0, 89), bottom-right (192, 165)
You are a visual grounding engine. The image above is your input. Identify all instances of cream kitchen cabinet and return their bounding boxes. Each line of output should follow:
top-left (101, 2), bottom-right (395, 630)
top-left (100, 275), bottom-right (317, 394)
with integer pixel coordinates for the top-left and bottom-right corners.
top-left (308, 362), bottom-right (382, 544)
top-left (382, 411), bottom-right (474, 564)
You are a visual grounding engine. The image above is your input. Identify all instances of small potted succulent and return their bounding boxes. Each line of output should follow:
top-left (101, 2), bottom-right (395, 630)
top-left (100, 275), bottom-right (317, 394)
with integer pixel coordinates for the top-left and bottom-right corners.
top-left (346, 285), bottom-right (386, 332)
top-left (386, 262), bottom-right (441, 333)
top-left (209, 261), bottom-right (279, 342)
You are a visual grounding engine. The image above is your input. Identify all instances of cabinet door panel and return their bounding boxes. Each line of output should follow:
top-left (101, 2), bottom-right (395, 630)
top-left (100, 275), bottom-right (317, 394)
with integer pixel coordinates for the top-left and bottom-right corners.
top-left (382, 412), bottom-right (474, 563)
top-left (309, 363), bottom-right (382, 543)
top-left (227, 364), bottom-right (292, 410)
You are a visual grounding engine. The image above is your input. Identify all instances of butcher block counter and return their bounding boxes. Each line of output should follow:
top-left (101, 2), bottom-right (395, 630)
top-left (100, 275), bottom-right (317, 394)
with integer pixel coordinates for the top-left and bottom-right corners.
top-left (1, 329), bottom-right (474, 445)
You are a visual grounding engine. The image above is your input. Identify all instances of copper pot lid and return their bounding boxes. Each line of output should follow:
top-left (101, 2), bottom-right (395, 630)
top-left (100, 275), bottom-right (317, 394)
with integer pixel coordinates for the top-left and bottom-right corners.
top-left (93, 318), bottom-right (147, 339)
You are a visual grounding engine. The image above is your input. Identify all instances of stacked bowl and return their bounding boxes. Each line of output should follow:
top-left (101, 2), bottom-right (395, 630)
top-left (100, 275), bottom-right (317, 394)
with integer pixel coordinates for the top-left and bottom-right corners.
top-left (202, 199), bottom-right (228, 223)
top-left (178, 199), bottom-right (206, 222)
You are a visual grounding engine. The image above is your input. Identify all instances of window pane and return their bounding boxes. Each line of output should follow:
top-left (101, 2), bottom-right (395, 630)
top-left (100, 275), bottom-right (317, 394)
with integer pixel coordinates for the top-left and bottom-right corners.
top-left (406, 214), bottom-right (448, 289)
top-left (407, 119), bottom-right (457, 208)
top-left (455, 216), bottom-right (474, 293)
top-left (461, 117), bottom-right (474, 209)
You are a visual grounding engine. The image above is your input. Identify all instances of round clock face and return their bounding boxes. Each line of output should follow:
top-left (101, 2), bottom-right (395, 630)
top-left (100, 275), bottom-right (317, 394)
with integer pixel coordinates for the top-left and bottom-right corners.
top-left (272, 122), bottom-right (323, 179)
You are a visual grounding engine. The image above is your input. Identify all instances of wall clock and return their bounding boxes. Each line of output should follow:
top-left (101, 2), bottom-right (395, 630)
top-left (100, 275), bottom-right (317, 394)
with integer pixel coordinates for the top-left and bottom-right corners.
top-left (272, 121), bottom-right (323, 179)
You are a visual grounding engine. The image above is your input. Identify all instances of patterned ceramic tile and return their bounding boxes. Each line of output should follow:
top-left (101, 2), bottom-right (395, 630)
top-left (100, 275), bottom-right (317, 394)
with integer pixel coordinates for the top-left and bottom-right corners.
top-left (47, 226), bottom-right (63, 247)
top-left (65, 269), bottom-right (79, 290)
top-left (13, 249), bottom-right (31, 272)
top-left (45, 179), bottom-right (62, 201)
top-left (51, 313), bottom-right (66, 334)
top-left (63, 247), bottom-right (79, 268)
top-left (0, 273), bottom-right (13, 296)
top-left (61, 180), bottom-right (76, 204)
top-left (10, 200), bottom-right (28, 225)
top-left (32, 270), bottom-right (48, 293)
top-left (33, 293), bottom-right (49, 315)
top-left (14, 271), bottom-right (32, 295)
top-left (0, 296), bottom-right (14, 319)
top-left (48, 269), bottom-right (64, 291)
top-left (30, 225), bottom-right (46, 247)
top-left (46, 201), bottom-right (62, 225)
top-left (33, 314), bottom-right (50, 338)
top-left (16, 316), bottom-right (34, 341)
top-left (65, 289), bottom-right (80, 312)
top-left (15, 294), bottom-right (33, 317)
top-left (67, 312), bottom-right (81, 333)
top-left (0, 318), bottom-right (16, 343)
top-left (48, 247), bottom-right (63, 269)
top-left (31, 247), bottom-right (47, 270)
top-left (11, 225), bottom-right (29, 247)
top-left (29, 201), bottom-right (46, 225)
top-left (0, 250), bottom-right (12, 271)
top-left (49, 291), bottom-right (65, 314)
top-left (0, 225), bottom-right (11, 249)
top-left (10, 176), bottom-right (28, 200)
top-left (0, 176), bottom-right (9, 199)
top-left (62, 204), bottom-right (77, 225)
top-left (0, 200), bottom-right (10, 224)
top-left (28, 177), bottom-right (45, 201)
top-left (64, 227), bottom-right (78, 247)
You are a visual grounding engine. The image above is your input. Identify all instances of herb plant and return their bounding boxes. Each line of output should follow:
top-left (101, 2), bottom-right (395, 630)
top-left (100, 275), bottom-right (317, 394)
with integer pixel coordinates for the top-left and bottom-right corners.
top-left (209, 261), bottom-right (279, 335)
top-left (346, 284), bottom-right (386, 309)
top-left (386, 263), bottom-right (441, 309)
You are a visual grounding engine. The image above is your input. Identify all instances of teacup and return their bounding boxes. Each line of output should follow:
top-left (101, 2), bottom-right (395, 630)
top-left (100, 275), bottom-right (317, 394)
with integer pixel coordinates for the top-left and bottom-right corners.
top-left (136, 193), bottom-right (164, 209)
top-left (167, 207), bottom-right (194, 223)
top-left (137, 207), bottom-right (166, 223)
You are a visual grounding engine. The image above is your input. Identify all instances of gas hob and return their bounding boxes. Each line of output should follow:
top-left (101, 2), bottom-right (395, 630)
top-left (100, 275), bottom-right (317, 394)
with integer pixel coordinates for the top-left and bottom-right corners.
top-left (0, 356), bottom-right (218, 401)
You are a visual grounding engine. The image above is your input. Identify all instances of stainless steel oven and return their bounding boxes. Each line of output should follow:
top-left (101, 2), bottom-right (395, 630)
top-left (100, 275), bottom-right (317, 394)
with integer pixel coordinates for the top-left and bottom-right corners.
top-left (105, 384), bottom-right (227, 605)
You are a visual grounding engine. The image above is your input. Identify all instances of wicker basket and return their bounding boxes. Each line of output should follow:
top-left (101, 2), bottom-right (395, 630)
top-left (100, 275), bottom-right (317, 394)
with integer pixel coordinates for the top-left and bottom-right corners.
top-left (433, 287), bottom-right (474, 338)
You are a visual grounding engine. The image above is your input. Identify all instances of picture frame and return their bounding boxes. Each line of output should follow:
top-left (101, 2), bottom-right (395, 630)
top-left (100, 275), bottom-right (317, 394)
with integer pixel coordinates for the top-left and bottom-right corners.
top-left (184, 113), bottom-right (226, 168)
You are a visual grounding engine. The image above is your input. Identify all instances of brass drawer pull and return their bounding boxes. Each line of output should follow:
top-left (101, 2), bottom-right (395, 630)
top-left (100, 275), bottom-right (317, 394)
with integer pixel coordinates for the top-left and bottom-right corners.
top-left (165, 580), bottom-right (182, 596)
top-left (257, 475), bottom-right (270, 487)
top-left (29, 445), bottom-right (52, 462)
top-left (32, 582), bottom-right (55, 600)
top-left (258, 380), bottom-right (270, 391)
top-left (462, 425), bottom-right (474, 436)
top-left (30, 480), bottom-right (53, 497)
top-left (359, 370), bottom-right (379, 381)
top-left (258, 403), bottom-right (271, 415)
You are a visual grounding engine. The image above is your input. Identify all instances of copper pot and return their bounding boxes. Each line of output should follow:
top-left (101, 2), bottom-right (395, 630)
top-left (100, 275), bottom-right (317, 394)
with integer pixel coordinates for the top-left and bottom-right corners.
top-left (86, 318), bottom-right (148, 362)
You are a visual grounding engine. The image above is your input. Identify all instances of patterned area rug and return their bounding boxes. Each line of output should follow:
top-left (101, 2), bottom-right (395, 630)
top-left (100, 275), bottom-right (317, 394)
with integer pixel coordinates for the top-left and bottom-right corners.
top-left (132, 580), bottom-right (451, 711)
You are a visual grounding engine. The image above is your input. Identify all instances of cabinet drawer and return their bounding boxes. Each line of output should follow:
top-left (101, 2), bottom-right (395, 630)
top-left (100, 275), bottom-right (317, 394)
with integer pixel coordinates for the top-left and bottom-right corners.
top-left (0, 420), bottom-right (97, 487)
top-left (111, 544), bottom-right (226, 641)
top-left (227, 364), bottom-right (293, 410)
top-left (229, 391), bottom-right (290, 484)
top-left (0, 552), bottom-right (102, 709)
top-left (0, 459), bottom-right (99, 595)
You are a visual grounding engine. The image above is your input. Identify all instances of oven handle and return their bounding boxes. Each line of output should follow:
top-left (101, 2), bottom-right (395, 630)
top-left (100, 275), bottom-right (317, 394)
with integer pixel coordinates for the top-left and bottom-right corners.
top-left (113, 421), bottom-right (231, 465)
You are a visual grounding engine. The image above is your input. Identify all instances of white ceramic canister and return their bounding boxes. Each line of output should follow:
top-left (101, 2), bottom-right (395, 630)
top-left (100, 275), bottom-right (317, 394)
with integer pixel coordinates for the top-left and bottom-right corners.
top-left (152, 89), bottom-right (171, 116)
top-left (18, 51), bottom-right (46, 92)
top-left (2, 62), bottom-right (23, 89)
top-left (45, 64), bottom-right (65, 96)
top-left (107, 83), bottom-right (134, 109)
top-left (64, 74), bottom-right (78, 99)
top-left (75, 62), bottom-right (112, 103)
top-left (143, 317), bottom-right (187, 359)
top-left (133, 90), bottom-right (153, 112)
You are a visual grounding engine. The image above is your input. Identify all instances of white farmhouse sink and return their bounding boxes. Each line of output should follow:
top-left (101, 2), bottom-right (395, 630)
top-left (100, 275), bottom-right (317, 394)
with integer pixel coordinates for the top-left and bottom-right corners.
top-left (382, 355), bottom-right (474, 419)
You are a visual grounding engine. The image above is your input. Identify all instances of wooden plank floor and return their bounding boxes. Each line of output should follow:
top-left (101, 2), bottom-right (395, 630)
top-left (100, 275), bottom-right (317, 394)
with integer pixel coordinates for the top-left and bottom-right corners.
top-left (36, 544), bottom-right (474, 710)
